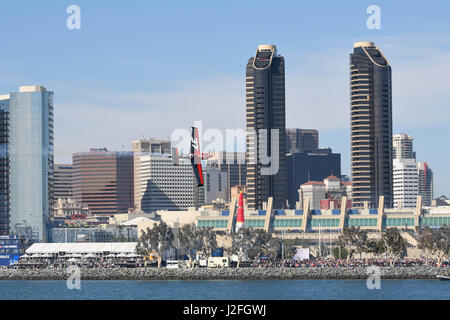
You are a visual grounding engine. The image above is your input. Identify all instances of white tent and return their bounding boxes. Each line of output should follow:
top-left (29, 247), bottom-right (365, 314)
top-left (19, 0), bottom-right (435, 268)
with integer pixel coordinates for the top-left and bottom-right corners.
top-left (26, 242), bottom-right (139, 256)
top-left (121, 217), bottom-right (154, 226)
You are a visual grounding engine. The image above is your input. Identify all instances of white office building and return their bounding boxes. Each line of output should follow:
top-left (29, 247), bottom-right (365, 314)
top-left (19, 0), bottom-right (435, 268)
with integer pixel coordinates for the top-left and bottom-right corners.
top-left (139, 154), bottom-right (203, 212)
top-left (393, 158), bottom-right (418, 208)
top-left (393, 134), bottom-right (415, 160)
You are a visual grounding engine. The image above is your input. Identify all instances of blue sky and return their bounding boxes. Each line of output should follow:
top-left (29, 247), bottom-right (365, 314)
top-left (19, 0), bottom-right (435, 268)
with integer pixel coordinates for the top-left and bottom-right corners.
top-left (1, 0), bottom-right (450, 195)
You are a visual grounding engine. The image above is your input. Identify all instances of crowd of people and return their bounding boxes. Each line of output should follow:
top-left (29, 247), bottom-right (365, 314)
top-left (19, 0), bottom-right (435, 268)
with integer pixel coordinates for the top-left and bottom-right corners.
top-left (5, 257), bottom-right (147, 269)
top-left (3, 256), bottom-right (449, 270)
top-left (254, 257), bottom-right (450, 268)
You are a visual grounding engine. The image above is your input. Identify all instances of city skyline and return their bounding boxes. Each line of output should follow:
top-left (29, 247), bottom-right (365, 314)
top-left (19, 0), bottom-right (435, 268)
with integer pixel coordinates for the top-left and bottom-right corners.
top-left (0, 1), bottom-right (449, 196)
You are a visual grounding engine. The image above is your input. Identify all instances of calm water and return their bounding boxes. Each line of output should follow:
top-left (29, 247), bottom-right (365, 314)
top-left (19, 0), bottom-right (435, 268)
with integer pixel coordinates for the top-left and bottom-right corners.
top-left (0, 280), bottom-right (448, 300)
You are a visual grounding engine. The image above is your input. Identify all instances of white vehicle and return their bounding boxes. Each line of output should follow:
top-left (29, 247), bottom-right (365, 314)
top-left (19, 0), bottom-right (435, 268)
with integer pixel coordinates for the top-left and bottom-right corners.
top-left (207, 257), bottom-right (230, 268)
top-left (199, 259), bottom-right (208, 267)
top-left (166, 260), bottom-right (179, 269)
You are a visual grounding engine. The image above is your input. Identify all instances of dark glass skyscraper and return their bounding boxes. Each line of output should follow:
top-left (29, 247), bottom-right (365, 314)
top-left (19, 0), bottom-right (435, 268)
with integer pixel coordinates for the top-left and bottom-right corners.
top-left (0, 98), bottom-right (9, 236)
top-left (246, 45), bottom-right (287, 209)
top-left (286, 129), bottom-right (319, 153)
top-left (286, 148), bottom-right (341, 208)
top-left (350, 42), bottom-right (393, 208)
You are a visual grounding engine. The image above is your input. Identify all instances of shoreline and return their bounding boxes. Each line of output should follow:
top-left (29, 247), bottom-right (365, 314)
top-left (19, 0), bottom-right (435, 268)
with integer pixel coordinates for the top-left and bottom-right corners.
top-left (1, 267), bottom-right (448, 281)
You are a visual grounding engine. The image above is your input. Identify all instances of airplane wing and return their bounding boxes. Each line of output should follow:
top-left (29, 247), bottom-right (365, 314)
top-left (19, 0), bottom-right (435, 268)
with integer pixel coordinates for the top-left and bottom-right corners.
top-left (191, 127), bottom-right (204, 187)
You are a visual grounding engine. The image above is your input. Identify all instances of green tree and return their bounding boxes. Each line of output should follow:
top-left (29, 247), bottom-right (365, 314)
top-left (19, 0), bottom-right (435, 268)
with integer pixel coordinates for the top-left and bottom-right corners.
top-left (338, 227), bottom-right (368, 260)
top-left (252, 229), bottom-right (281, 262)
top-left (365, 239), bottom-right (386, 257)
top-left (136, 221), bottom-right (174, 267)
top-left (198, 227), bottom-right (218, 259)
top-left (417, 226), bottom-right (450, 266)
top-left (177, 224), bottom-right (203, 268)
top-left (332, 246), bottom-right (348, 260)
top-left (382, 228), bottom-right (407, 265)
top-left (230, 228), bottom-right (255, 268)
top-left (282, 238), bottom-right (309, 260)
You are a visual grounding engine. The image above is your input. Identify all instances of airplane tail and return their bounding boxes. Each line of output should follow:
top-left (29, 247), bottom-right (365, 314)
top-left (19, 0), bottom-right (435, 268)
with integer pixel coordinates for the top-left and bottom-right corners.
top-left (191, 127), bottom-right (204, 187)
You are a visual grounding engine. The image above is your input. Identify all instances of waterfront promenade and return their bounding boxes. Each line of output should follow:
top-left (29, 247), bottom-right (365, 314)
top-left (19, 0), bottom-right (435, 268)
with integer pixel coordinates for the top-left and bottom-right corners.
top-left (1, 266), bottom-right (448, 281)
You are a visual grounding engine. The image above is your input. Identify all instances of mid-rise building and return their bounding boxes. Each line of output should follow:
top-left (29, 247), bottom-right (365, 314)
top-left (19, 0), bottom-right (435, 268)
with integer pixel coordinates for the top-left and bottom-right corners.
top-left (350, 42), bottom-right (393, 208)
top-left (207, 151), bottom-right (246, 201)
top-left (246, 44), bottom-right (287, 210)
top-left (0, 86), bottom-right (54, 241)
top-left (73, 148), bottom-right (133, 216)
top-left (286, 148), bottom-right (341, 208)
top-left (204, 167), bottom-right (228, 204)
top-left (299, 175), bottom-right (351, 210)
top-left (393, 134), bottom-right (415, 160)
top-left (299, 182), bottom-right (326, 210)
top-left (132, 139), bottom-right (171, 211)
top-left (139, 154), bottom-right (203, 212)
top-left (393, 158), bottom-right (418, 208)
top-left (54, 164), bottom-right (73, 200)
top-left (286, 129), bottom-right (319, 153)
top-left (53, 198), bottom-right (90, 217)
top-left (418, 162), bottom-right (433, 206)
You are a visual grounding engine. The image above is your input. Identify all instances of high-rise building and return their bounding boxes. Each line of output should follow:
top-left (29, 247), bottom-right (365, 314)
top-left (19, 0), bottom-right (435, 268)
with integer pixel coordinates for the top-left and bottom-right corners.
top-left (139, 154), bottom-right (203, 212)
top-left (418, 162), bottom-right (433, 206)
top-left (54, 164), bottom-right (73, 200)
top-left (132, 139), bottom-right (171, 211)
top-left (73, 148), bottom-right (133, 215)
top-left (286, 129), bottom-right (319, 153)
top-left (0, 86), bottom-right (54, 241)
top-left (393, 158), bottom-right (418, 208)
top-left (393, 134), bottom-right (415, 160)
top-left (206, 151), bottom-right (246, 201)
top-left (0, 97), bottom-right (10, 236)
top-left (246, 44), bottom-right (287, 210)
top-left (286, 148), bottom-right (341, 208)
top-left (350, 42), bottom-right (393, 208)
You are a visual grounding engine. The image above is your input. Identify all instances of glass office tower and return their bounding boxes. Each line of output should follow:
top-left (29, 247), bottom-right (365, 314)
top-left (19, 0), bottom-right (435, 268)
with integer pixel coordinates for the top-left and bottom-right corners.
top-left (7, 86), bottom-right (54, 242)
top-left (246, 45), bottom-right (287, 210)
top-left (350, 42), bottom-right (393, 208)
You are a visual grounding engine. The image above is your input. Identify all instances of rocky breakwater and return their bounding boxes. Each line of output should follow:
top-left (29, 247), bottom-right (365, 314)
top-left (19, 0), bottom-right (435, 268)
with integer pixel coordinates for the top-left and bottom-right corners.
top-left (1, 267), bottom-right (448, 281)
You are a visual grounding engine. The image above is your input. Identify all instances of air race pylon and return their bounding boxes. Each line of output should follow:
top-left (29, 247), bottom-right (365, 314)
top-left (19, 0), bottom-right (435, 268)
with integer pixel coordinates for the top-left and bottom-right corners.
top-left (235, 191), bottom-right (245, 232)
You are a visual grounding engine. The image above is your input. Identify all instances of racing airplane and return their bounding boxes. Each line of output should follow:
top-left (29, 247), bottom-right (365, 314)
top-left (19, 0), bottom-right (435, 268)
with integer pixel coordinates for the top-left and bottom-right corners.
top-left (171, 127), bottom-right (212, 187)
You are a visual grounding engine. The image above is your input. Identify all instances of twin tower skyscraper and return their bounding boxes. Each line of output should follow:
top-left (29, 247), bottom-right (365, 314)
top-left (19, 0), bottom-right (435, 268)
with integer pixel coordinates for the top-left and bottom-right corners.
top-left (246, 42), bottom-right (393, 210)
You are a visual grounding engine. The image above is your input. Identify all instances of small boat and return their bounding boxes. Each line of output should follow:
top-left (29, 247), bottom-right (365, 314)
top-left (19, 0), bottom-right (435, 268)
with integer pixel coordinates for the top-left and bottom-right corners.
top-left (437, 275), bottom-right (450, 281)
